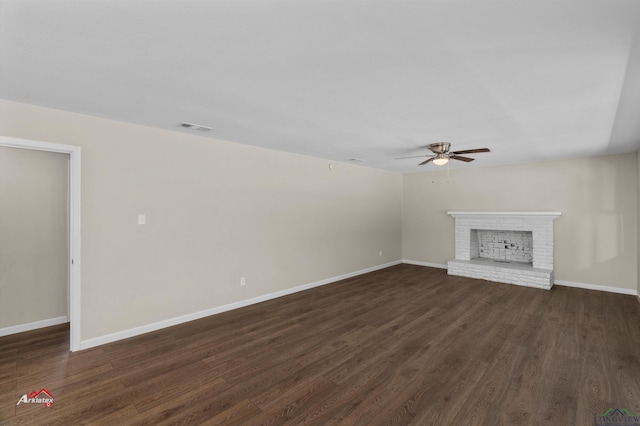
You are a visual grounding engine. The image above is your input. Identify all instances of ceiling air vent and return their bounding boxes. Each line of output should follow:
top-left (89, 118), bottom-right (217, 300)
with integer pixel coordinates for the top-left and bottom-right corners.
top-left (179, 122), bottom-right (213, 132)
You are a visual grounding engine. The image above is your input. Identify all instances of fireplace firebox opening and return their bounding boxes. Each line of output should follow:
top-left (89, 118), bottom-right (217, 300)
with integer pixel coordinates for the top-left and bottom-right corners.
top-left (470, 229), bottom-right (533, 264)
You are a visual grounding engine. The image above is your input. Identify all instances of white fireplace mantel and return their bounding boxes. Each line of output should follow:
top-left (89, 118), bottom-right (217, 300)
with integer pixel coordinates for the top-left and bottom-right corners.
top-left (448, 211), bottom-right (561, 219)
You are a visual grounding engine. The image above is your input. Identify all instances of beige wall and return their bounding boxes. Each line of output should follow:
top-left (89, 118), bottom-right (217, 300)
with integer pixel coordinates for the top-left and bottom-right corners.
top-left (403, 154), bottom-right (638, 291)
top-left (0, 100), bottom-right (403, 340)
top-left (1, 98), bottom-right (637, 344)
top-left (638, 150), bottom-right (640, 295)
top-left (0, 146), bottom-right (68, 328)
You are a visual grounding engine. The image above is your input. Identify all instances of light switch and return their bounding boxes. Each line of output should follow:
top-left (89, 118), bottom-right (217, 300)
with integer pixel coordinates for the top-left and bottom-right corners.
top-left (138, 214), bottom-right (146, 225)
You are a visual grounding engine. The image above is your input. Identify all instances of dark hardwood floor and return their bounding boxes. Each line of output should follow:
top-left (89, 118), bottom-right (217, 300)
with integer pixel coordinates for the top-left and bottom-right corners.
top-left (2, 264), bottom-right (640, 425)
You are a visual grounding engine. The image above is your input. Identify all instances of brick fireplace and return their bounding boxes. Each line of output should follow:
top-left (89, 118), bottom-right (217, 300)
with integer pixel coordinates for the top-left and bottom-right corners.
top-left (447, 211), bottom-right (561, 289)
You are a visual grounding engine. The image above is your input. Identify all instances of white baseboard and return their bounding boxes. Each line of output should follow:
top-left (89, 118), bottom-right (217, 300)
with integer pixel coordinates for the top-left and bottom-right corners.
top-left (80, 260), bottom-right (403, 350)
top-left (402, 259), bottom-right (447, 269)
top-left (554, 280), bottom-right (638, 296)
top-left (0, 316), bottom-right (68, 337)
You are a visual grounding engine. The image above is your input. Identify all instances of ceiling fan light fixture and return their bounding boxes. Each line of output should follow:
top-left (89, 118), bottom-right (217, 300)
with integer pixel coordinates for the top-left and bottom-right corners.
top-left (396, 142), bottom-right (490, 166)
top-left (433, 156), bottom-right (449, 166)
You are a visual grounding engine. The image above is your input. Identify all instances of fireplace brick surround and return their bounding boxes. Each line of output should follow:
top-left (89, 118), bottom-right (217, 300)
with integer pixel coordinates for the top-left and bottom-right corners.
top-left (447, 211), bottom-right (561, 290)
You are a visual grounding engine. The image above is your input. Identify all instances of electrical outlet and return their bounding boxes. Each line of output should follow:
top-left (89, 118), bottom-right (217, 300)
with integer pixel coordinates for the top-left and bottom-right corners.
top-left (379, 250), bottom-right (382, 256)
top-left (240, 277), bottom-right (246, 286)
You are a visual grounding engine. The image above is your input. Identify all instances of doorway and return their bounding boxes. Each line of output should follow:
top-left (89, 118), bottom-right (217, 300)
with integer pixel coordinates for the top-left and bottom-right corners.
top-left (0, 136), bottom-right (81, 351)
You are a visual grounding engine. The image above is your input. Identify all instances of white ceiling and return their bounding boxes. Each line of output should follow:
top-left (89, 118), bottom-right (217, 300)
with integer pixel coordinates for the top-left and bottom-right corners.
top-left (1, 0), bottom-right (640, 172)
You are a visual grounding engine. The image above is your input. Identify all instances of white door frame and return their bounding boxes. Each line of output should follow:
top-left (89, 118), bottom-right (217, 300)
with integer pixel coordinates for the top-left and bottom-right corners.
top-left (0, 136), bottom-right (81, 351)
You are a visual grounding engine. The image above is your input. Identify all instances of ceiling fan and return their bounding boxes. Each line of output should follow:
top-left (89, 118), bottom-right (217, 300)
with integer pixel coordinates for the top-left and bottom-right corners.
top-left (396, 142), bottom-right (490, 166)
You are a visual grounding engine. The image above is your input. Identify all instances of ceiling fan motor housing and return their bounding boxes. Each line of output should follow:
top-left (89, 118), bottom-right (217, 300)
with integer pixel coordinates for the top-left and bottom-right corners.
top-left (429, 142), bottom-right (451, 154)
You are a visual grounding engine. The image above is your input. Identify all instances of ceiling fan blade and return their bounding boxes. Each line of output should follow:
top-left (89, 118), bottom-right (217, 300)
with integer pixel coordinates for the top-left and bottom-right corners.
top-left (450, 155), bottom-right (475, 162)
top-left (419, 157), bottom-right (435, 165)
top-left (395, 154), bottom-right (431, 160)
top-left (451, 148), bottom-right (490, 155)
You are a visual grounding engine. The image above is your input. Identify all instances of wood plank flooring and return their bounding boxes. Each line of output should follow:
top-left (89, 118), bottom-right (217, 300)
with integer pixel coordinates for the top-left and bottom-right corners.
top-left (1, 264), bottom-right (639, 425)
